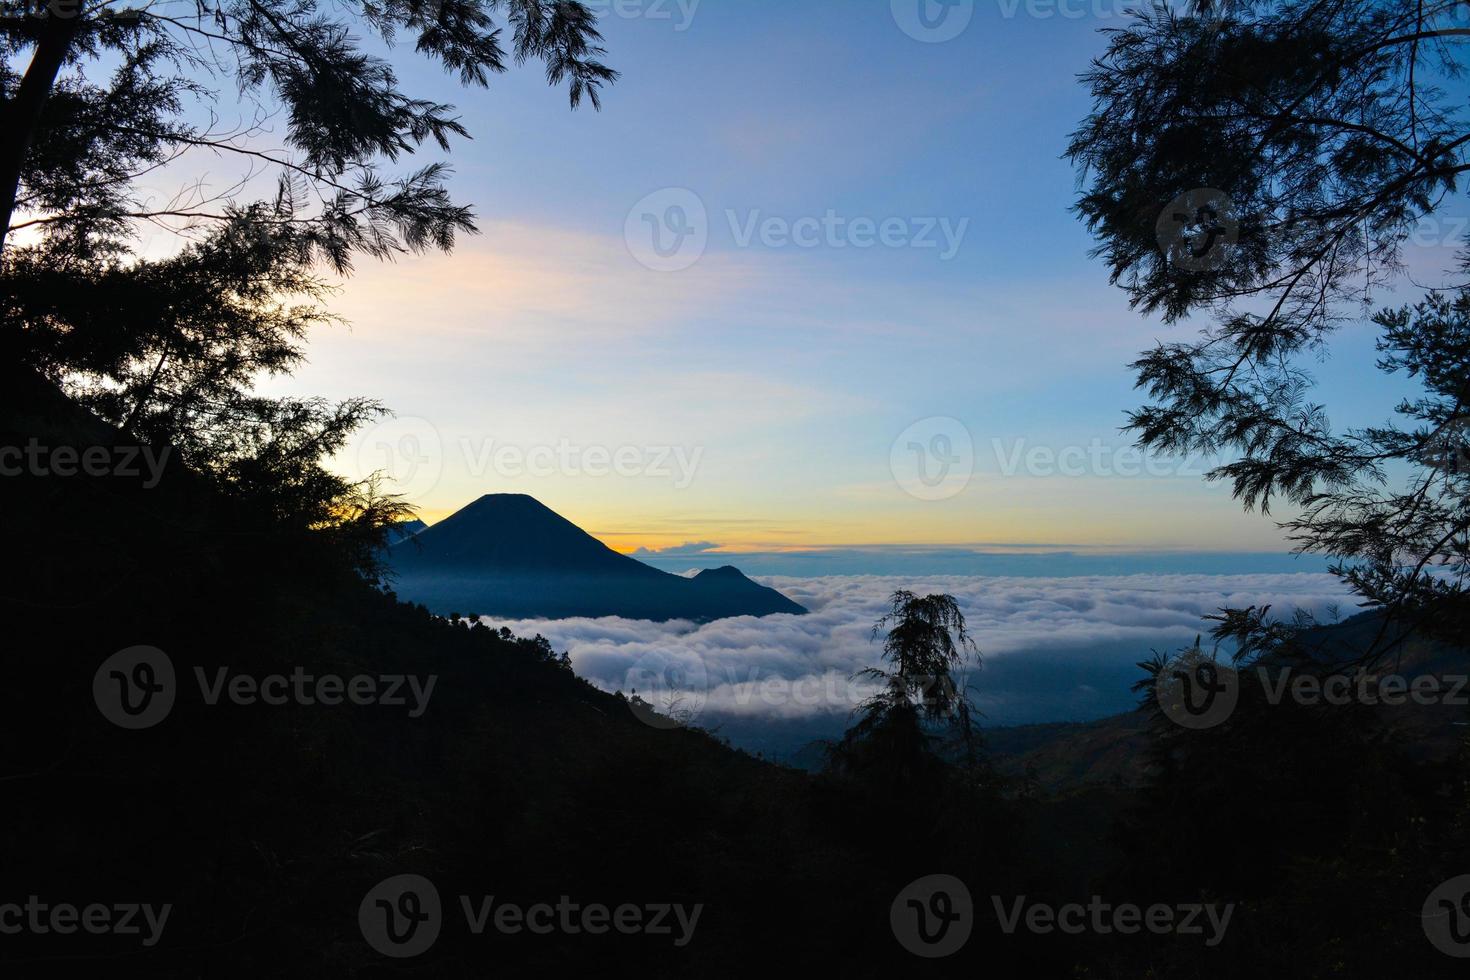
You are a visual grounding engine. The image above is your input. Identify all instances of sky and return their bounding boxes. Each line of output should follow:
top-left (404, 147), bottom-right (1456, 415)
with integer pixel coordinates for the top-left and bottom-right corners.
top-left (239, 0), bottom-right (1469, 557)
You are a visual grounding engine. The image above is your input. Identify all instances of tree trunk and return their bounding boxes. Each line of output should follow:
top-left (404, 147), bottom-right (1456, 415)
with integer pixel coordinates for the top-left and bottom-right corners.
top-left (0, 12), bottom-right (84, 254)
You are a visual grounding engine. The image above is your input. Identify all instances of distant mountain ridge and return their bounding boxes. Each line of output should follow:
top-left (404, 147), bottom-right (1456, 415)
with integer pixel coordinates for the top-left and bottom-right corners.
top-left (387, 494), bottom-right (807, 621)
top-left (388, 518), bottom-right (428, 542)
top-left (986, 611), bottom-right (1470, 792)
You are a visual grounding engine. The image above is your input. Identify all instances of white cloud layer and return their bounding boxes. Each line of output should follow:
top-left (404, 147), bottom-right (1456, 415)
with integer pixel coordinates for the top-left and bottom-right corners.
top-left (477, 572), bottom-right (1356, 729)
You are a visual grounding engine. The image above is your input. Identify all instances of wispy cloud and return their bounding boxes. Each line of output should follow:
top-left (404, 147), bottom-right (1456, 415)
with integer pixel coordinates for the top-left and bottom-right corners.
top-left (630, 541), bottom-right (724, 557)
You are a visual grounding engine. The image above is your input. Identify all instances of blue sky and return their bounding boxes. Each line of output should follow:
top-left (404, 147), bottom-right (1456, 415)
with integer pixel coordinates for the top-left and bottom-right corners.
top-left (245, 0), bottom-right (1465, 557)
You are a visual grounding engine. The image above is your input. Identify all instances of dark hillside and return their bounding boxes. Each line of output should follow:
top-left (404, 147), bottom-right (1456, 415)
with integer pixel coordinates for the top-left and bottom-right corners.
top-left (6, 366), bottom-right (1468, 978)
top-left (0, 366), bottom-right (1000, 977)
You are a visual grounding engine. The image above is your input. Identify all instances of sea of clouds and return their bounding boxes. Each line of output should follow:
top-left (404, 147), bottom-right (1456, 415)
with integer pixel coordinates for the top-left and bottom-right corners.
top-left (476, 572), bottom-right (1357, 735)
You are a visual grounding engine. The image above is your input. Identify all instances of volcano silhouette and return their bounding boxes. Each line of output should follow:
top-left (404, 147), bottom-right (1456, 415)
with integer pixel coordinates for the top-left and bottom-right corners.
top-left (387, 494), bottom-right (806, 621)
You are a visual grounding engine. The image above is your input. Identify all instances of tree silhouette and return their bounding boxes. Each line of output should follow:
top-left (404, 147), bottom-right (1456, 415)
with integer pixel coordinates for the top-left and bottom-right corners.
top-left (829, 591), bottom-right (983, 782)
top-left (1068, 0), bottom-right (1470, 661)
top-left (1, 0), bottom-right (616, 261)
top-left (2, 0), bottom-right (616, 557)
